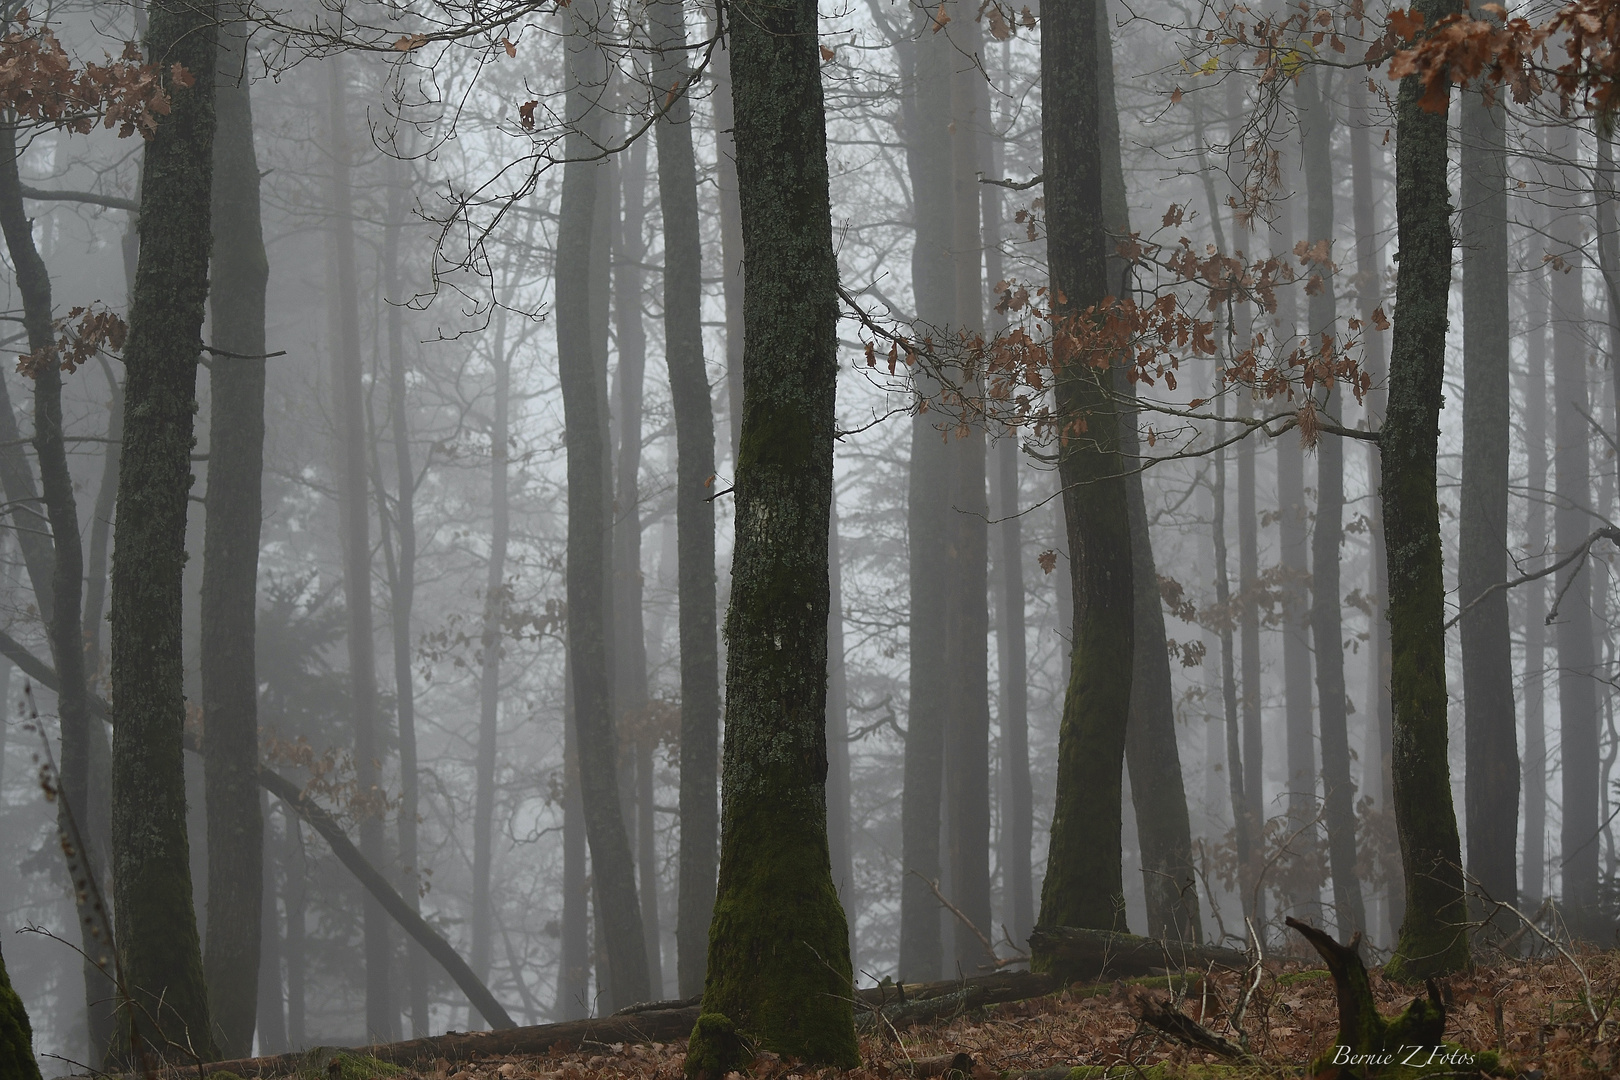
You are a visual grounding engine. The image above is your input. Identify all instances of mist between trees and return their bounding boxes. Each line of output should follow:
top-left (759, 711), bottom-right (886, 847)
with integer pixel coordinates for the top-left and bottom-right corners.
top-left (0, 0), bottom-right (1616, 1069)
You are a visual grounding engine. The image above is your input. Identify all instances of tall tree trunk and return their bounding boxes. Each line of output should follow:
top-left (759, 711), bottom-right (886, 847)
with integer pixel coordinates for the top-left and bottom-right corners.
top-left (983, 77), bottom-right (1033, 954)
top-left (324, 57), bottom-right (395, 1040)
top-left (200, 12), bottom-right (268, 1054)
top-left (1097, 0), bottom-right (1200, 943)
top-left (946, 2), bottom-right (993, 971)
top-left (1349, 72), bottom-right (1399, 942)
top-left (898, 0), bottom-right (953, 981)
top-left (108, 0), bottom-right (219, 1053)
top-left (708, 22), bottom-right (744, 463)
top-left (649, 0), bottom-right (721, 1002)
top-left (684, 0), bottom-right (855, 1070)
top-left (0, 124), bottom-right (114, 1062)
top-left (1298, 63), bottom-right (1365, 939)
top-left (1382, 0), bottom-right (1469, 978)
top-left (557, 1), bottom-right (649, 1009)
top-left (382, 155), bottom-right (429, 1036)
top-left (1520, 223), bottom-right (1550, 906)
top-left (1457, 79), bottom-right (1518, 921)
top-left (1032, 0), bottom-right (1136, 946)
top-left (827, 502), bottom-right (854, 955)
top-left (554, 666), bottom-right (590, 1018)
top-left (255, 799), bottom-right (286, 1054)
top-left (1548, 119), bottom-right (1601, 932)
top-left (472, 302), bottom-right (512, 994)
top-left (610, 133), bottom-right (661, 992)
top-left (284, 812), bottom-right (306, 1046)
top-left (1212, 389), bottom-right (1251, 927)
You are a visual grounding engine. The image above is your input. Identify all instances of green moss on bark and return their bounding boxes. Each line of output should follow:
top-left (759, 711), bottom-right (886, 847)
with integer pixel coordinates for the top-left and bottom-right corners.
top-left (0, 940), bottom-right (42, 1080)
top-left (687, 0), bottom-right (857, 1070)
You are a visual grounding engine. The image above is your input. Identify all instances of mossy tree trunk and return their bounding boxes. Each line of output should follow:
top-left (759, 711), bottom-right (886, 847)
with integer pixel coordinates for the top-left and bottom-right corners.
top-left (0, 938), bottom-right (42, 1080)
top-left (1299, 62), bottom-right (1365, 940)
top-left (108, 0), bottom-right (219, 1055)
top-left (556, 0), bottom-right (649, 1009)
top-left (0, 124), bottom-right (116, 1061)
top-left (654, 0), bottom-right (722, 1001)
top-left (1381, 0), bottom-right (1469, 978)
top-left (1457, 77), bottom-right (1518, 923)
top-left (685, 0), bottom-right (856, 1071)
top-left (200, 11), bottom-right (268, 1056)
top-left (1032, 0), bottom-right (1137, 947)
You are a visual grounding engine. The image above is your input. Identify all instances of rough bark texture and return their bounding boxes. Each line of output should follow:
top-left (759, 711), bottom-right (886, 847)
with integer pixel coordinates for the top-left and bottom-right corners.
top-left (0, 122), bottom-right (116, 1061)
top-left (200, 14), bottom-right (268, 1054)
top-left (1457, 81), bottom-right (1518, 921)
top-left (1098, 0), bottom-right (1199, 943)
top-left (1298, 63), bottom-right (1364, 939)
top-left (898, 0), bottom-right (954, 982)
top-left (1548, 120), bottom-right (1601, 932)
top-left (325, 58), bottom-right (395, 1040)
top-left (684, 0), bottom-right (856, 1071)
top-left (1033, 0), bottom-right (1136, 941)
top-left (1382, 1), bottom-right (1469, 978)
top-left (0, 938), bottom-right (42, 1080)
top-left (557, 2), bottom-right (650, 1009)
top-left (650, 0), bottom-right (721, 1002)
top-left (108, 0), bottom-right (218, 1055)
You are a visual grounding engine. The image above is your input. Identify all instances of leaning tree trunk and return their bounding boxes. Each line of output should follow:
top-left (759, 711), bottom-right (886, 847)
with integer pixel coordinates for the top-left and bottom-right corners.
top-left (199, 12), bottom-right (269, 1055)
top-left (325, 56), bottom-right (395, 1038)
top-left (652, 0), bottom-right (722, 1001)
top-left (683, 0), bottom-right (856, 1072)
top-left (0, 124), bottom-right (115, 1061)
top-left (1457, 76), bottom-right (1518, 923)
top-left (1096, 0), bottom-right (1199, 943)
top-left (108, 0), bottom-right (219, 1055)
top-left (1382, 0), bottom-right (1469, 979)
top-left (557, 0), bottom-right (649, 1009)
top-left (1032, 0), bottom-right (1136, 950)
top-left (1299, 61), bottom-right (1365, 939)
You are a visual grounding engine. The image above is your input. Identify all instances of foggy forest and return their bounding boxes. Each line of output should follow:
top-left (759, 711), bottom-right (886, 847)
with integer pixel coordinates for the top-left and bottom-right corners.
top-left (4, 0), bottom-right (1620, 1075)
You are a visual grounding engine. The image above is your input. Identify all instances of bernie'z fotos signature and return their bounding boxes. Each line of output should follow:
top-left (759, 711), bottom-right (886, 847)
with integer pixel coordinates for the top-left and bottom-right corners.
top-left (1330, 1046), bottom-right (1477, 1069)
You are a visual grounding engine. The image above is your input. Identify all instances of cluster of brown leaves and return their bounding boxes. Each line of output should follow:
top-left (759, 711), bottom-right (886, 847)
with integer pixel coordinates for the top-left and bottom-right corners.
top-left (1386, 0), bottom-right (1620, 118)
top-left (309, 951), bottom-right (1620, 1080)
top-left (263, 733), bottom-right (397, 826)
top-left (15, 303), bottom-right (125, 377)
top-left (0, 10), bottom-right (183, 138)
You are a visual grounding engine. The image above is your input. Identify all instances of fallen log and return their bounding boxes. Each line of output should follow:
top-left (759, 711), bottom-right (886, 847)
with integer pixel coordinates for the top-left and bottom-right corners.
top-left (182, 1007), bottom-right (705, 1078)
top-left (1028, 926), bottom-right (1248, 983)
top-left (855, 970), bottom-right (1059, 1032)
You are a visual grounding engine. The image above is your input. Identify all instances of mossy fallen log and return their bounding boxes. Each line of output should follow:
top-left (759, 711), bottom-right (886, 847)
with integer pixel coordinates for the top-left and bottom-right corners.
top-left (1029, 926), bottom-right (1249, 983)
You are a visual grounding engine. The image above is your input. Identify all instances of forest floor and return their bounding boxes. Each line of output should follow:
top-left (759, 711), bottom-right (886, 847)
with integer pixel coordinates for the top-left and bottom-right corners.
top-left (196, 950), bottom-right (1620, 1079)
